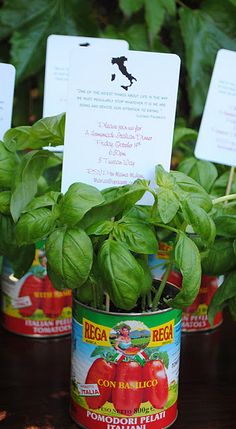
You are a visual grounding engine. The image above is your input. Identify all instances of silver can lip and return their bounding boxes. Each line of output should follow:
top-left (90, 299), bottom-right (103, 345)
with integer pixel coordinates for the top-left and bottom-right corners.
top-left (73, 280), bottom-right (181, 317)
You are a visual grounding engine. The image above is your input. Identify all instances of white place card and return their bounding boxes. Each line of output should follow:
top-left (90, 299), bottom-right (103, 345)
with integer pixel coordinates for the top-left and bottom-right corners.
top-left (43, 35), bottom-right (129, 118)
top-left (62, 49), bottom-right (180, 203)
top-left (0, 63), bottom-right (15, 139)
top-left (195, 49), bottom-right (236, 167)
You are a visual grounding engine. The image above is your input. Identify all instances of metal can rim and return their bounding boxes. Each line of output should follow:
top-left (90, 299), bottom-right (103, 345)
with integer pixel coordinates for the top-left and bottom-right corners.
top-left (73, 280), bottom-right (181, 317)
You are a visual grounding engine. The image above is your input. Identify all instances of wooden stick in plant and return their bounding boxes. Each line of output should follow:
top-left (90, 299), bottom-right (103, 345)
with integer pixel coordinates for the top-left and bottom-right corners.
top-left (225, 166), bottom-right (235, 202)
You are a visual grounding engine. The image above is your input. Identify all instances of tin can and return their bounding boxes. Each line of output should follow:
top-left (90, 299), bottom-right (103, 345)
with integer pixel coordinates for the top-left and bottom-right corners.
top-left (182, 274), bottom-right (223, 332)
top-left (70, 284), bottom-right (182, 429)
top-left (149, 248), bottom-right (223, 333)
top-left (1, 246), bottom-right (72, 337)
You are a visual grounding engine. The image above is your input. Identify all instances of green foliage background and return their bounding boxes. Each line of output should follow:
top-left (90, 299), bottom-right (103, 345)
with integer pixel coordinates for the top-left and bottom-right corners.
top-left (1, 0), bottom-right (236, 127)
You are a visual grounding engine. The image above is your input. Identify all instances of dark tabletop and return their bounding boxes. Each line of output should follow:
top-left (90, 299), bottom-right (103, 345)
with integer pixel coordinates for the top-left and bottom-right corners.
top-left (0, 310), bottom-right (235, 429)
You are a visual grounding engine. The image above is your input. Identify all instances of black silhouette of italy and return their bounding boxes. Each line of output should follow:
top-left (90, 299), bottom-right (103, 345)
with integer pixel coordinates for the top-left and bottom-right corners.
top-left (111, 56), bottom-right (137, 91)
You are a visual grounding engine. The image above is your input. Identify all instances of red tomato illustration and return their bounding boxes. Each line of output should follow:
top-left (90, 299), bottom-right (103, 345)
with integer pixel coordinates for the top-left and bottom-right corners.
top-left (19, 275), bottom-right (42, 317)
top-left (85, 358), bottom-right (116, 409)
top-left (112, 361), bottom-right (143, 415)
top-left (143, 359), bottom-right (168, 409)
top-left (41, 275), bottom-right (65, 318)
top-left (125, 346), bottom-right (140, 355)
top-left (167, 270), bottom-right (182, 288)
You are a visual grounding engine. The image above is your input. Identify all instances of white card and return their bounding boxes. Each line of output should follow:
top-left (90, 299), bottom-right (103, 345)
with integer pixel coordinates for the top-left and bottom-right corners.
top-left (195, 49), bottom-right (236, 167)
top-left (43, 35), bottom-right (129, 118)
top-left (0, 63), bottom-right (15, 139)
top-left (62, 49), bottom-right (180, 203)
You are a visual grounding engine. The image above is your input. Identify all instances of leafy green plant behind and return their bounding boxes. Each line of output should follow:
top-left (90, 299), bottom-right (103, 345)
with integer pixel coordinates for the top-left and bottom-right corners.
top-left (1, 0), bottom-right (236, 125)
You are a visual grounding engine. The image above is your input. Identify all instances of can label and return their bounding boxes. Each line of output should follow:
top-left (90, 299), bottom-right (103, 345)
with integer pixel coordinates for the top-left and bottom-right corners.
top-left (149, 248), bottom-right (223, 332)
top-left (1, 248), bottom-right (72, 336)
top-left (182, 275), bottom-right (223, 332)
top-left (70, 300), bottom-right (182, 429)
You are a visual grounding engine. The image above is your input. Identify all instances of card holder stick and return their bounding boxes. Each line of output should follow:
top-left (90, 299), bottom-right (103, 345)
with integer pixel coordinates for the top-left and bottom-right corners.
top-left (225, 166), bottom-right (235, 203)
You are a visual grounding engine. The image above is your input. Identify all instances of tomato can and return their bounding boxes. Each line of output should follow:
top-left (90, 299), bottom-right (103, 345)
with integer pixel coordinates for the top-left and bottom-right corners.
top-left (1, 246), bottom-right (72, 337)
top-left (70, 285), bottom-right (182, 429)
top-left (149, 249), bottom-right (223, 333)
top-left (182, 274), bottom-right (223, 332)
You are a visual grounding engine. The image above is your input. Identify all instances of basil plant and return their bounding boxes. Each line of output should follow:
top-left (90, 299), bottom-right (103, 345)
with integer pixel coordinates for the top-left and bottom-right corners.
top-left (178, 156), bottom-right (236, 323)
top-left (0, 113), bottom-right (221, 313)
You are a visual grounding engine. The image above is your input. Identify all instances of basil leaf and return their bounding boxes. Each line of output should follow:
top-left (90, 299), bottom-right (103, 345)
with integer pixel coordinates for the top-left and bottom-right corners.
top-left (182, 200), bottom-right (216, 247)
top-left (208, 271), bottom-right (236, 325)
top-left (173, 127), bottom-right (198, 149)
top-left (0, 141), bottom-right (17, 187)
top-left (3, 126), bottom-right (35, 151)
top-left (155, 164), bottom-right (175, 189)
top-left (60, 182), bottom-right (104, 226)
top-left (9, 244), bottom-right (35, 279)
top-left (228, 295), bottom-right (236, 321)
top-left (113, 219), bottom-right (158, 254)
top-left (10, 150), bottom-right (59, 222)
top-left (0, 191), bottom-right (11, 214)
top-left (0, 215), bottom-right (17, 253)
top-left (171, 170), bottom-right (213, 212)
top-left (202, 239), bottom-right (236, 275)
top-left (214, 215), bottom-right (236, 237)
top-left (46, 228), bottom-right (93, 290)
top-left (86, 220), bottom-right (114, 236)
top-left (0, 215), bottom-right (35, 276)
top-left (157, 188), bottom-right (179, 223)
top-left (77, 279), bottom-right (94, 305)
top-left (80, 181), bottom-right (148, 229)
top-left (145, 0), bottom-right (165, 44)
top-left (98, 240), bottom-right (142, 310)
top-left (123, 205), bottom-right (152, 221)
top-left (31, 113), bottom-right (65, 147)
top-left (23, 191), bottom-right (61, 212)
top-left (137, 257), bottom-right (153, 297)
top-left (16, 208), bottom-right (57, 244)
top-left (178, 157), bottom-right (218, 192)
top-left (119, 0), bottom-right (144, 17)
top-left (4, 113), bottom-right (65, 150)
top-left (169, 233), bottom-right (201, 307)
top-left (211, 171), bottom-right (236, 197)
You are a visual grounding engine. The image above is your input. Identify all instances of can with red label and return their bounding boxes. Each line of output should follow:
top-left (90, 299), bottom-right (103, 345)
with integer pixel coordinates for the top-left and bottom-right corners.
top-left (149, 248), bottom-right (223, 332)
top-left (70, 282), bottom-right (182, 429)
top-left (181, 274), bottom-right (223, 332)
top-left (1, 245), bottom-right (72, 337)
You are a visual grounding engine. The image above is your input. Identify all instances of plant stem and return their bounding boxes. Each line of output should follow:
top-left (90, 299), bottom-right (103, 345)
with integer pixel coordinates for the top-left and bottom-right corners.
top-left (176, 0), bottom-right (187, 7)
top-left (213, 194), bottom-right (236, 205)
top-left (105, 293), bottom-right (110, 312)
top-left (91, 282), bottom-right (97, 309)
top-left (225, 167), bottom-right (235, 201)
top-left (147, 291), bottom-right (152, 308)
top-left (152, 262), bottom-right (173, 311)
top-left (141, 295), bottom-right (146, 311)
top-left (154, 223), bottom-right (179, 234)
